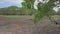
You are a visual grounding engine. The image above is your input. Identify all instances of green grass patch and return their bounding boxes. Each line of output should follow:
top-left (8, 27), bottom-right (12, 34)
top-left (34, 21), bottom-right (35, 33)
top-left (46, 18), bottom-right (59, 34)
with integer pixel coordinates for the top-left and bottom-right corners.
top-left (0, 15), bottom-right (32, 18)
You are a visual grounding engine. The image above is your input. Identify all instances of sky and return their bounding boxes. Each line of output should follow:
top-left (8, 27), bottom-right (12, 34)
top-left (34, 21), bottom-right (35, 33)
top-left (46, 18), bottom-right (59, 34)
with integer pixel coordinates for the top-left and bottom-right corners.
top-left (0, 0), bottom-right (23, 8)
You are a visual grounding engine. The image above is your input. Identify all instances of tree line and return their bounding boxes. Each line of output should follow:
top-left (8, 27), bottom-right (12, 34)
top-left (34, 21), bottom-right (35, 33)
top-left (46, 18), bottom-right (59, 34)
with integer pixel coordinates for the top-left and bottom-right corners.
top-left (0, 6), bottom-right (33, 15)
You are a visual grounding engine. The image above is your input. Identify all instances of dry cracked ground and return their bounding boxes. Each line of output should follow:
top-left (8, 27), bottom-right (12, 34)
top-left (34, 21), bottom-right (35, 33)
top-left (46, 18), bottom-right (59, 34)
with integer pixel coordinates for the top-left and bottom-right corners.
top-left (0, 16), bottom-right (60, 34)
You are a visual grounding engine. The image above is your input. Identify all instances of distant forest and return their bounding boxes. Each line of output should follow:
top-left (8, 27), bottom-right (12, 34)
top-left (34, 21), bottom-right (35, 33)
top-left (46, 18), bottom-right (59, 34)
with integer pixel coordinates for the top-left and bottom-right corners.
top-left (0, 6), bottom-right (33, 15)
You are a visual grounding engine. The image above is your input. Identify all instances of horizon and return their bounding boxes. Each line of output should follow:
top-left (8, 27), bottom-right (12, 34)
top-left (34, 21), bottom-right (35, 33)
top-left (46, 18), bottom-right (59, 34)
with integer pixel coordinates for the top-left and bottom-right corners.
top-left (0, 0), bottom-right (23, 8)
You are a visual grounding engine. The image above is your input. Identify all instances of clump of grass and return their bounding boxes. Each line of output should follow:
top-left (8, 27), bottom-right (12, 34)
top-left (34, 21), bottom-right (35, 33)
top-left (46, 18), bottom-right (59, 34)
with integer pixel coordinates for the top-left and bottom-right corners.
top-left (2, 15), bottom-right (32, 18)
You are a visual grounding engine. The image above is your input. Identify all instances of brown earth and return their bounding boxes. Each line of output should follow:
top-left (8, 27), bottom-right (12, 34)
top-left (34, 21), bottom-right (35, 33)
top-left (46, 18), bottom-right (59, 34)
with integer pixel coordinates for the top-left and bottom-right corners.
top-left (0, 16), bottom-right (60, 34)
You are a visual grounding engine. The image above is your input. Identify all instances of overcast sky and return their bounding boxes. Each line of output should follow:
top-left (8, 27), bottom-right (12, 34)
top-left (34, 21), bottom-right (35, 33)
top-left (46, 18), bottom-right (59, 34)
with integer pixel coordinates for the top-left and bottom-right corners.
top-left (0, 0), bottom-right (23, 8)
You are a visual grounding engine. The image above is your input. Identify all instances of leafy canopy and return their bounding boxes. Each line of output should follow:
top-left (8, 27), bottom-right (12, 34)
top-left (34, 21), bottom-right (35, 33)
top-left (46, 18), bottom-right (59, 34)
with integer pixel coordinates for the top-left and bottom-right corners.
top-left (21, 0), bottom-right (60, 24)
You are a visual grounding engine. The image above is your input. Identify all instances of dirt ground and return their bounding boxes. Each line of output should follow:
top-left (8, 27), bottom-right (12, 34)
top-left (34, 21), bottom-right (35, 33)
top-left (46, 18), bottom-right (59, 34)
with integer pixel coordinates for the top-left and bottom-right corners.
top-left (0, 16), bottom-right (60, 34)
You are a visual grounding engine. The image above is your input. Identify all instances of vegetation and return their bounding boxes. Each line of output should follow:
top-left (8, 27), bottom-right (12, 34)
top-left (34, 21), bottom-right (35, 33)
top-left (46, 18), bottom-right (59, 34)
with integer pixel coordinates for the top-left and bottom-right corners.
top-left (21, 0), bottom-right (60, 24)
top-left (3, 15), bottom-right (32, 18)
top-left (21, 0), bottom-right (60, 34)
top-left (0, 6), bottom-right (33, 15)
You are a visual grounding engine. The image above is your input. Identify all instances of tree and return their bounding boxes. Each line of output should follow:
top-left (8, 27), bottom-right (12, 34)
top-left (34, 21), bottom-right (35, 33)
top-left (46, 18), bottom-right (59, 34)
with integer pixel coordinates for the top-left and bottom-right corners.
top-left (0, 6), bottom-right (33, 15)
top-left (0, 6), bottom-right (19, 15)
top-left (7, 6), bottom-right (19, 15)
top-left (21, 0), bottom-right (60, 34)
top-left (21, 0), bottom-right (60, 24)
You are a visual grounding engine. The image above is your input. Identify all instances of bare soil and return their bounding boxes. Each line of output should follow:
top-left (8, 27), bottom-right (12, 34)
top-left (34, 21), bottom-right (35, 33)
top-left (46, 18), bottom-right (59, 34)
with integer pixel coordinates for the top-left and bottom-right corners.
top-left (0, 16), bottom-right (60, 34)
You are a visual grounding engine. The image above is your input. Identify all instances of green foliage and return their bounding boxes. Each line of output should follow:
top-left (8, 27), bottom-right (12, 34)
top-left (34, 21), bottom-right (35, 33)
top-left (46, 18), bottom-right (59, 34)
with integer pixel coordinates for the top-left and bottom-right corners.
top-left (0, 6), bottom-right (33, 15)
top-left (21, 0), bottom-right (34, 9)
top-left (21, 0), bottom-right (60, 24)
top-left (33, 10), bottom-right (44, 24)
